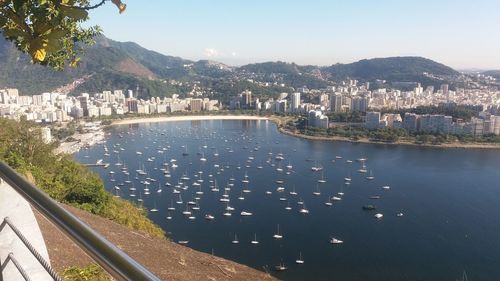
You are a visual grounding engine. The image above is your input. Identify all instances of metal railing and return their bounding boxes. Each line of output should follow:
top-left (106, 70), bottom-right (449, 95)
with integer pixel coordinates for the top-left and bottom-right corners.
top-left (0, 160), bottom-right (161, 281)
top-left (0, 217), bottom-right (62, 281)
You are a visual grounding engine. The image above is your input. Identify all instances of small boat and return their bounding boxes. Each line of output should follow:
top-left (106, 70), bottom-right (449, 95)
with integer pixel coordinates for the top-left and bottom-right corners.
top-left (375, 213), bottom-right (384, 219)
top-left (324, 198), bottom-right (333, 206)
top-left (240, 211), bottom-right (253, 216)
top-left (231, 234), bottom-right (239, 244)
top-left (317, 172), bottom-right (326, 183)
top-left (313, 185), bottom-right (321, 196)
top-left (273, 224), bottom-right (283, 239)
top-left (397, 212), bottom-right (404, 217)
top-left (295, 252), bottom-right (304, 264)
top-left (205, 214), bottom-right (215, 220)
top-left (331, 196), bottom-right (342, 201)
top-left (382, 185), bottom-right (391, 190)
top-left (299, 203), bottom-right (309, 214)
top-left (369, 196), bottom-right (381, 199)
top-left (274, 263), bottom-right (287, 271)
top-left (366, 170), bottom-right (375, 180)
top-left (330, 237), bottom-right (344, 244)
top-left (178, 240), bottom-right (189, 244)
top-left (251, 233), bottom-right (259, 245)
top-left (362, 205), bottom-right (376, 211)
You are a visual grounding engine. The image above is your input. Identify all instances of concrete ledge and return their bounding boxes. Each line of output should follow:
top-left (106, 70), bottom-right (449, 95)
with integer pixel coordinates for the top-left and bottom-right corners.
top-left (0, 181), bottom-right (53, 281)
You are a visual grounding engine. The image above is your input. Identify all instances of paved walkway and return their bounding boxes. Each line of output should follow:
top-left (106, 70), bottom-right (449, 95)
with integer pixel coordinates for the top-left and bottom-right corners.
top-left (0, 179), bottom-right (53, 281)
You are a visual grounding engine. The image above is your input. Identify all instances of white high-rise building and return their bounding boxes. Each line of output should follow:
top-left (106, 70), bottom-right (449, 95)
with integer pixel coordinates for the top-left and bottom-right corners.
top-left (291, 92), bottom-right (301, 112)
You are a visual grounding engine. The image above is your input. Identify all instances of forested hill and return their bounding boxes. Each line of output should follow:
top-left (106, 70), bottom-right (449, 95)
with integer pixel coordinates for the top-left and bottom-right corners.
top-left (0, 34), bottom-right (460, 97)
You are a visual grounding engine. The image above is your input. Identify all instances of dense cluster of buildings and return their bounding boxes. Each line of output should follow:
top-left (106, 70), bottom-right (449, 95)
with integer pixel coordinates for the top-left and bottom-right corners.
top-left (365, 111), bottom-right (500, 136)
top-left (0, 88), bottom-right (220, 123)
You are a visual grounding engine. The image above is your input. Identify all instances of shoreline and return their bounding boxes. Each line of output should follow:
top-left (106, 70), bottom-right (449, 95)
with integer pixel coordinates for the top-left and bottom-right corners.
top-left (56, 114), bottom-right (500, 153)
top-left (279, 127), bottom-right (500, 150)
top-left (111, 115), bottom-right (270, 125)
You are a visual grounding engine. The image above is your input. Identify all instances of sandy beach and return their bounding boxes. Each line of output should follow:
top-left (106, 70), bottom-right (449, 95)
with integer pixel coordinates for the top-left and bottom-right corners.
top-left (112, 115), bottom-right (270, 125)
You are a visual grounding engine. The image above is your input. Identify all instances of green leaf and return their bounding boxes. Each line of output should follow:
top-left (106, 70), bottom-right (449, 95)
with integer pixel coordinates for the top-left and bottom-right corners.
top-left (3, 28), bottom-right (28, 38)
top-left (59, 5), bottom-right (88, 20)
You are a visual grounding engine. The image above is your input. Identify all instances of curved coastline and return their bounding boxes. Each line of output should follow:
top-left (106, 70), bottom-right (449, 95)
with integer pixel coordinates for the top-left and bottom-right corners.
top-left (59, 114), bottom-right (500, 152)
top-left (278, 127), bottom-right (500, 150)
top-left (111, 115), bottom-right (270, 125)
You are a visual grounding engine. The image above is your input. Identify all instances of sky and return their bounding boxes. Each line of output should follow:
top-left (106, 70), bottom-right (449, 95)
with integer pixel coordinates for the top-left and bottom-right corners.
top-left (87, 0), bottom-right (500, 69)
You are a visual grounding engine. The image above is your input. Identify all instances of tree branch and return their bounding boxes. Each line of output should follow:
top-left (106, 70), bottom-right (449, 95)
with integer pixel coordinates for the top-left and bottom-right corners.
top-left (80, 0), bottom-right (107, 10)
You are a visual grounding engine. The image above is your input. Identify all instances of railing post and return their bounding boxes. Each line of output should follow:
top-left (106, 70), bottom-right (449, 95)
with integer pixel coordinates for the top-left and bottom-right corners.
top-left (0, 255), bottom-right (4, 281)
top-left (0, 161), bottom-right (161, 281)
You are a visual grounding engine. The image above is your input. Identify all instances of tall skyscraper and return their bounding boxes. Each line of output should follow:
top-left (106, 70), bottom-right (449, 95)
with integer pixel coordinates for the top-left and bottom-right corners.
top-left (291, 92), bottom-right (301, 112)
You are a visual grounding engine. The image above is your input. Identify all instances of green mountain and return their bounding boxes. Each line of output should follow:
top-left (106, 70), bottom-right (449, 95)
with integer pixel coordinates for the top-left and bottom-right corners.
top-left (0, 35), bottom-right (460, 97)
top-left (323, 56), bottom-right (459, 84)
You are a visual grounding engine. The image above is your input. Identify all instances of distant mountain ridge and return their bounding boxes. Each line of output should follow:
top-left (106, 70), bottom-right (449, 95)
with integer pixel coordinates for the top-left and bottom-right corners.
top-left (0, 35), bottom-right (461, 97)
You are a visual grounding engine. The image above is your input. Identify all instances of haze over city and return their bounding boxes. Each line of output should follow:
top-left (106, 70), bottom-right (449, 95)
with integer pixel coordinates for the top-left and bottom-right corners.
top-left (88, 0), bottom-right (500, 69)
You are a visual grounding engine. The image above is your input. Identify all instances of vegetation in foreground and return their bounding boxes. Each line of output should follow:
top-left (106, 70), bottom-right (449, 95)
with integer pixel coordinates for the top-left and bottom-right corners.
top-left (62, 264), bottom-right (111, 281)
top-left (0, 118), bottom-right (165, 239)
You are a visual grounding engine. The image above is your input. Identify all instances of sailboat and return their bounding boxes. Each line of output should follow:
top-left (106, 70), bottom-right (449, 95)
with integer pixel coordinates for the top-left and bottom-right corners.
top-left (167, 200), bottom-right (175, 211)
top-left (289, 186), bottom-right (298, 196)
top-left (358, 161), bottom-right (367, 173)
top-left (182, 146), bottom-right (189, 156)
top-left (182, 204), bottom-right (191, 215)
top-left (295, 252), bottom-right (304, 264)
top-left (274, 262), bottom-right (287, 271)
top-left (200, 152), bottom-right (207, 162)
top-left (366, 170), bottom-right (375, 180)
top-left (175, 194), bottom-right (183, 205)
top-left (299, 203), bottom-right (310, 214)
top-left (273, 224), bottom-right (283, 239)
top-left (330, 237), bottom-right (344, 244)
top-left (311, 162), bottom-right (323, 172)
top-left (231, 234), bottom-right (239, 244)
top-left (251, 233), bottom-right (259, 244)
top-left (150, 201), bottom-right (158, 212)
top-left (344, 173), bottom-right (352, 182)
top-left (317, 172), bottom-right (327, 183)
top-left (312, 185), bottom-right (321, 196)
top-left (324, 197), bottom-right (333, 206)
top-left (241, 172), bottom-right (250, 183)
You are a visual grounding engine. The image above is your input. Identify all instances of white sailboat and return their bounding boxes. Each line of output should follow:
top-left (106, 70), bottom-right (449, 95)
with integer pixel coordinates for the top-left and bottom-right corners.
top-left (231, 234), bottom-right (239, 244)
top-left (330, 237), bottom-right (344, 244)
top-left (366, 170), bottom-right (375, 180)
top-left (273, 224), bottom-right (283, 239)
top-left (295, 252), bottom-right (304, 264)
top-left (251, 233), bottom-right (259, 245)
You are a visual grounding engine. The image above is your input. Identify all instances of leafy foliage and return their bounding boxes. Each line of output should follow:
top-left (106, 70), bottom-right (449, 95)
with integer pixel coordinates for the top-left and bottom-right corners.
top-left (62, 263), bottom-right (111, 281)
top-left (0, 0), bottom-right (126, 69)
top-left (0, 118), bottom-right (165, 238)
top-left (381, 104), bottom-right (483, 121)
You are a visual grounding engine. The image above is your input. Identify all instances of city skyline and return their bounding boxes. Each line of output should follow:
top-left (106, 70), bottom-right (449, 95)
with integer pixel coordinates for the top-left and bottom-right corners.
top-left (87, 0), bottom-right (500, 70)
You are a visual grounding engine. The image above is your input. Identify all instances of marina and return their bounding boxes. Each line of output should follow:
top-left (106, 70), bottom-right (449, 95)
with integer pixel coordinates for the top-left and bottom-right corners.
top-left (75, 119), bottom-right (500, 281)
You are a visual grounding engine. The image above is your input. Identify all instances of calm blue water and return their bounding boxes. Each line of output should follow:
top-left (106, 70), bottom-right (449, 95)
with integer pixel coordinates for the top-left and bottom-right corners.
top-left (74, 120), bottom-right (500, 281)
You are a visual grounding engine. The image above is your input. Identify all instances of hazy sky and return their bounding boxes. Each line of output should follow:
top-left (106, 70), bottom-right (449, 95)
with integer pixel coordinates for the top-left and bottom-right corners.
top-left (87, 0), bottom-right (500, 69)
